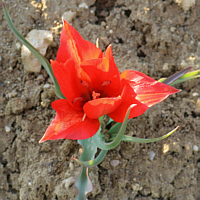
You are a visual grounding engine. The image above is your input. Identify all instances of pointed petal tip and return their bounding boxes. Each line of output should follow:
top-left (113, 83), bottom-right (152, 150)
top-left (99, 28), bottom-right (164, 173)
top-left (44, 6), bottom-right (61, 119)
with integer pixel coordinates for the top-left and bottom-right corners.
top-left (62, 17), bottom-right (66, 24)
top-left (39, 136), bottom-right (46, 143)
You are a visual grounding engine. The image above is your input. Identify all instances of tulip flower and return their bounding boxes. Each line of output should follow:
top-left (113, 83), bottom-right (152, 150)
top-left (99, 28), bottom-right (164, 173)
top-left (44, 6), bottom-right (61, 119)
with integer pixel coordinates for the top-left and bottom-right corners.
top-left (39, 20), bottom-right (179, 142)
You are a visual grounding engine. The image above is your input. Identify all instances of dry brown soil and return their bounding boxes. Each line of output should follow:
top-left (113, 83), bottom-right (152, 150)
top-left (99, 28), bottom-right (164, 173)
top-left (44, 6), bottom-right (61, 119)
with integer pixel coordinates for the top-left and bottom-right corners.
top-left (0, 0), bottom-right (200, 199)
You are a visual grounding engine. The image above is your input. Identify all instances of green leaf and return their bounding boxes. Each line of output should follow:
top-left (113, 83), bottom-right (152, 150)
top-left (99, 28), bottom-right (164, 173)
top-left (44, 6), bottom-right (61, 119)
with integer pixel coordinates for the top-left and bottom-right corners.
top-left (75, 137), bottom-right (98, 200)
top-left (3, 2), bottom-right (65, 99)
top-left (159, 66), bottom-right (192, 85)
top-left (108, 122), bottom-right (122, 134)
top-left (72, 149), bottom-right (108, 168)
top-left (158, 67), bottom-right (200, 86)
top-left (93, 104), bottom-right (136, 150)
top-left (169, 70), bottom-right (200, 86)
top-left (110, 126), bottom-right (179, 143)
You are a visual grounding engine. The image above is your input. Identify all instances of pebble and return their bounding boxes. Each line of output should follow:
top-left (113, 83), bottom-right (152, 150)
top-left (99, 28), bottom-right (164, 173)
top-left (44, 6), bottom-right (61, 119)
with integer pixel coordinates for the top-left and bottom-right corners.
top-left (43, 83), bottom-right (50, 89)
top-left (37, 74), bottom-right (45, 81)
top-left (110, 160), bottom-right (120, 167)
top-left (15, 42), bottom-right (21, 50)
top-left (132, 183), bottom-right (142, 191)
top-left (109, 29), bottom-right (113, 34)
top-left (173, 0), bottom-right (195, 11)
top-left (69, 162), bottom-right (74, 170)
top-left (193, 145), bottom-right (198, 152)
top-left (21, 30), bottom-right (53, 73)
top-left (149, 151), bottom-right (156, 161)
top-left (62, 11), bottom-right (76, 23)
top-left (192, 92), bottom-right (199, 97)
top-left (163, 63), bottom-right (169, 71)
top-left (78, 3), bottom-right (88, 9)
top-left (170, 27), bottom-right (176, 32)
top-left (5, 126), bottom-right (11, 133)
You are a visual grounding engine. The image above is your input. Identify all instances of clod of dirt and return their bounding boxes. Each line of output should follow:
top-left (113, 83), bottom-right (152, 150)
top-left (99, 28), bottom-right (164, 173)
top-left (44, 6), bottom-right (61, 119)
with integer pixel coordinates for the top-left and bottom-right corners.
top-left (5, 97), bottom-right (27, 115)
top-left (21, 30), bottom-right (53, 73)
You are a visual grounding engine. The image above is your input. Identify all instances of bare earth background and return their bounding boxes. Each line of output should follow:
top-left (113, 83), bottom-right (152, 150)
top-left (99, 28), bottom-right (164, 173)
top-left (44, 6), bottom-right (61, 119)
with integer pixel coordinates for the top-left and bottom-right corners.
top-left (0, 0), bottom-right (200, 199)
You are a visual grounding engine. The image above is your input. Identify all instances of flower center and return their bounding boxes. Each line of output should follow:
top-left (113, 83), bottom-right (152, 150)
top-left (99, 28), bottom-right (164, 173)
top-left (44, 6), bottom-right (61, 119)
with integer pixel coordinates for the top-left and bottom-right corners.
top-left (92, 91), bottom-right (100, 100)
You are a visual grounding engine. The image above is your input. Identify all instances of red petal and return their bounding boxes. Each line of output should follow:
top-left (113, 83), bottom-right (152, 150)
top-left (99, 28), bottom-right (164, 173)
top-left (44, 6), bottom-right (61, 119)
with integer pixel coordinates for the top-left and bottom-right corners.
top-left (51, 59), bottom-right (91, 110)
top-left (81, 45), bottom-right (122, 97)
top-left (83, 96), bottom-right (122, 119)
top-left (108, 84), bottom-right (148, 122)
top-left (39, 99), bottom-right (100, 142)
top-left (120, 70), bottom-right (179, 107)
top-left (56, 20), bottom-right (103, 64)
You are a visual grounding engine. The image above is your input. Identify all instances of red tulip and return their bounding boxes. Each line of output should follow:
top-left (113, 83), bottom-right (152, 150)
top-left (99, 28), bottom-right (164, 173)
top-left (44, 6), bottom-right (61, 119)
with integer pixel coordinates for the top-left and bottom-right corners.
top-left (39, 21), bottom-right (179, 142)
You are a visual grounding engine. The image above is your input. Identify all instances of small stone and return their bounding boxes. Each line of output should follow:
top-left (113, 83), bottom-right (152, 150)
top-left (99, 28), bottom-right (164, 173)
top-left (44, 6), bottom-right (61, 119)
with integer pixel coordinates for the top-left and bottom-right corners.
top-left (43, 83), bottom-right (50, 89)
top-left (16, 42), bottom-right (21, 50)
top-left (5, 126), bottom-right (11, 133)
top-left (109, 29), bottom-right (113, 34)
top-left (192, 92), bottom-right (199, 97)
top-left (193, 145), bottom-right (198, 152)
top-left (163, 63), bottom-right (169, 71)
top-left (101, 21), bottom-right (106, 27)
top-left (79, 2), bottom-right (88, 9)
top-left (41, 102), bottom-right (46, 107)
top-left (37, 74), bottom-right (45, 81)
top-left (21, 30), bottom-right (53, 73)
top-left (132, 183), bottom-right (142, 191)
top-left (69, 162), bottom-right (74, 170)
top-left (173, 0), bottom-right (195, 11)
top-left (62, 11), bottom-right (76, 23)
top-left (110, 160), bottom-right (120, 167)
top-left (170, 27), bottom-right (176, 32)
top-left (149, 151), bottom-right (156, 161)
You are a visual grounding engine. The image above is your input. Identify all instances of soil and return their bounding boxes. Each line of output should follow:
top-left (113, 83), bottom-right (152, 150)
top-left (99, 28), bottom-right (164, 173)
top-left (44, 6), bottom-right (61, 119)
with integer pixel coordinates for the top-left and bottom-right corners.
top-left (0, 0), bottom-right (200, 200)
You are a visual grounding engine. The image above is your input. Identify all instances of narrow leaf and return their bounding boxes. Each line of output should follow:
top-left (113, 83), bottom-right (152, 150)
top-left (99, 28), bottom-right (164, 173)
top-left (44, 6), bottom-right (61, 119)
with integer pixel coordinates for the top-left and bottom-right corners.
top-left (3, 2), bottom-right (65, 99)
top-left (93, 104), bottom-right (136, 150)
top-left (110, 126), bottom-right (179, 143)
top-left (108, 122), bottom-right (122, 134)
top-left (72, 149), bottom-right (108, 168)
top-left (169, 70), bottom-right (200, 86)
top-left (158, 67), bottom-right (192, 84)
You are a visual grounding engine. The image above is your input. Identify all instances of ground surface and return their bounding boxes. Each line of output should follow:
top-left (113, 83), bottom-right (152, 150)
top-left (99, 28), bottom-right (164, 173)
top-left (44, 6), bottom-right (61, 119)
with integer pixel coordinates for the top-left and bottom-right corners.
top-left (0, 0), bottom-right (200, 199)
